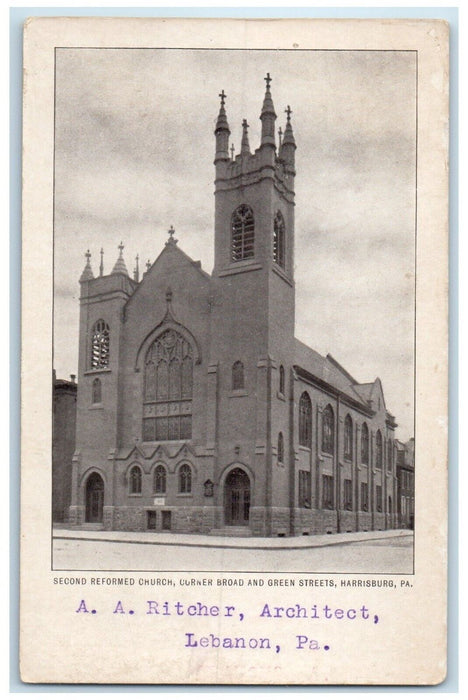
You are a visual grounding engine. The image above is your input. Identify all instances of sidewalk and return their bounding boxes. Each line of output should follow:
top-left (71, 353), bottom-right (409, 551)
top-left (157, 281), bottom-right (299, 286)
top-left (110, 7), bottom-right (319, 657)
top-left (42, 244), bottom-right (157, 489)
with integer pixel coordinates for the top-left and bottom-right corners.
top-left (53, 526), bottom-right (413, 551)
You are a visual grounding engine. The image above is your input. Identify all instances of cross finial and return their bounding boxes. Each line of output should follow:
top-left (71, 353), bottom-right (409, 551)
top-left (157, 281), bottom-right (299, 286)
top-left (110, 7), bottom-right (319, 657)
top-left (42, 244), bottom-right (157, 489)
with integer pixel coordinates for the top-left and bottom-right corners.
top-left (85, 249), bottom-right (91, 263)
top-left (118, 241), bottom-right (124, 254)
top-left (230, 143), bottom-right (235, 160)
top-left (219, 89), bottom-right (226, 106)
top-left (265, 73), bottom-right (272, 90)
top-left (242, 118), bottom-right (249, 130)
top-left (166, 225), bottom-right (178, 246)
top-left (285, 105), bottom-right (292, 121)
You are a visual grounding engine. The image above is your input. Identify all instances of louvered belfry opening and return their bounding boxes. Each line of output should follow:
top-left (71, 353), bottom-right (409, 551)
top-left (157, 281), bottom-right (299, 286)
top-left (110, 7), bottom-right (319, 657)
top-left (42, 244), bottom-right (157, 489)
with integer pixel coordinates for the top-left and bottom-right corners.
top-left (231, 204), bottom-right (255, 261)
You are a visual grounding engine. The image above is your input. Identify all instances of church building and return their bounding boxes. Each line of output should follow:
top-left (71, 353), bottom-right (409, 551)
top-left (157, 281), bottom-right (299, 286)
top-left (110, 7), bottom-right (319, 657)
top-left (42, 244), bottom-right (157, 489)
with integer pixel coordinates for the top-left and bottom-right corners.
top-left (69, 76), bottom-right (398, 536)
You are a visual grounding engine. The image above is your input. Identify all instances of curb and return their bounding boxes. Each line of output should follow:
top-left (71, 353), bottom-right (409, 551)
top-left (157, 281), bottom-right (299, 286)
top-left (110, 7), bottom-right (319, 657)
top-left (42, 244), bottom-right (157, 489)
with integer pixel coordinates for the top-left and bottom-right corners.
top-left (53, 530), bottom-right (413, 551)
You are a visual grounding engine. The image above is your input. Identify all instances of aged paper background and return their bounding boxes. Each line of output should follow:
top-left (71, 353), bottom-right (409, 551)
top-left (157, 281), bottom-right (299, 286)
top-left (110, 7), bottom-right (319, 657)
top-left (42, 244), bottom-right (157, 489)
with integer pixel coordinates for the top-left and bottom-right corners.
top-left (21, 17), bottom-right (448, 685)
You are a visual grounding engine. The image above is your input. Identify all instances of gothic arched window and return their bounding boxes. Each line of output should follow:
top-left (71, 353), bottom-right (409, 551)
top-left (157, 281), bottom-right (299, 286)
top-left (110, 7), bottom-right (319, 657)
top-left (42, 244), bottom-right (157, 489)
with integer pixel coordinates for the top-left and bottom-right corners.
top-left (322, 405), bottom-right (335, 454)
top-left (361, 423), bottom-right (369, 465)
top-left (299, 392), bottom-right (312, 448)
top-left (279, 365), bottom-right (285, 395)
top-left (179, 464), bottom-right (192, 494)
top-left (154, 465), bottom-right (166, 494)
top-left (278, 432), bottom-right (284, 464)
top-left (231, 205), bottom-right (255, 261)
top-left (92, 377), bottom-right (102, 404)
top-left (143, 330), bottom-right (193, 442)
top-left (232, 361), bottom-right (245, 390)
top-left (273, 211), bottom-right (285, 268)
top-left (387, 439), bottom-right (393, 471)
top-left (91, 319), bottom-right (109, 369)
top-left (344, 414), bottom-right (353, 460)
top-left (376, 430), bottom-right (383, 469)
top-left (129, 466), bottom-right (142, 495)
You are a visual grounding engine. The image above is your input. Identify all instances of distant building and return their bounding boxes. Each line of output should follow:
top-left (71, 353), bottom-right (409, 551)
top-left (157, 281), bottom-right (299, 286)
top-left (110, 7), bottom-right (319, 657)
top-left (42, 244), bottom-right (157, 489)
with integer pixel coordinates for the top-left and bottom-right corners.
top-left (52, 371), bottom-right (77, 522)
top-left (68, 76), bottom-right (399, 536)
top-left (396, 438), bottom-right (415, 529)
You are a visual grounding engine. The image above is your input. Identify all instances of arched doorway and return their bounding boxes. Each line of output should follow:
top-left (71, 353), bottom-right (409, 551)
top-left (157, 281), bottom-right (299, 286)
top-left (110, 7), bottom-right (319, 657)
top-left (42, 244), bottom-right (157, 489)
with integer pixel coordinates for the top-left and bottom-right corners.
top-left (224, 468), bottom-right (250, 526)
top-left (85, 472), bottom-right (104, 523)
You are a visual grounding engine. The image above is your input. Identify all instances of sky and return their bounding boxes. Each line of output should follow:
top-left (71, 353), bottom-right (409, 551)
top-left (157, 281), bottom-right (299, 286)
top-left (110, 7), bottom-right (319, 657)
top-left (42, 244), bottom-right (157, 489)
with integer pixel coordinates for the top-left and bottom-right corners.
top-left (54, 48), bottom-right (416, 441)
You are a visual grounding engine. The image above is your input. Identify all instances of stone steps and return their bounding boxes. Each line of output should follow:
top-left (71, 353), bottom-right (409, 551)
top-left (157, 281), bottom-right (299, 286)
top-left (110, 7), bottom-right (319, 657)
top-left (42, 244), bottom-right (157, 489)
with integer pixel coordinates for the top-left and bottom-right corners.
top-left (75, 522), bottom-right (105, 531)
top-left (209, 526), bottom-right (252, 537)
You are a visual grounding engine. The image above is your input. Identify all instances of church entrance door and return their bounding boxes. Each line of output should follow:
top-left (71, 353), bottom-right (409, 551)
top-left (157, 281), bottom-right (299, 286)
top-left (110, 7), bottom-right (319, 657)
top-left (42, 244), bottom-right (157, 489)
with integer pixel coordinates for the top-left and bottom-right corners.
top-left (85, 472), bottom-right (104, 523)
top-left (224, 468), bottom-right (250, 526)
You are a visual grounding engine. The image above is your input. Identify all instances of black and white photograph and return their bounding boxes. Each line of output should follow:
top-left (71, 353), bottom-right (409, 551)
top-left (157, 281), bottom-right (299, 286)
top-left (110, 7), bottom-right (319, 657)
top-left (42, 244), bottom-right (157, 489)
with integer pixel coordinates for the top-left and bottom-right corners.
top-left (19, 16), bottom-right (449, 686)
top-left (52, 46), bottom-right (416, 574)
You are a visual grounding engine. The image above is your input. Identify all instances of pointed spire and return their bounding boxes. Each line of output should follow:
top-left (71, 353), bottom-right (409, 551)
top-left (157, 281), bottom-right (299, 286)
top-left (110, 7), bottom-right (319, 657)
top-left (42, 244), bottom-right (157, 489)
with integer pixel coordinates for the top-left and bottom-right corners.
top-left (280, 104), bottom-right (296, 171)
top-left (79, 249), bottom-right (94, 282)
top-left (99, 248), bottom-right (104, 277)
top-left (241, 119), bottom-right (250, 156)
top-left (111, 241), bottom-right (129, 276)
top-left (133, 254), bottom-right (140, 283)
top-left (165, 225), bottom-right (178, 246)
top-left (283, 105), bottom-right (296, 145)
top-left (214, 89), bottom-right (230, 163)
top-left (260, 73), bottom-right (277, 147)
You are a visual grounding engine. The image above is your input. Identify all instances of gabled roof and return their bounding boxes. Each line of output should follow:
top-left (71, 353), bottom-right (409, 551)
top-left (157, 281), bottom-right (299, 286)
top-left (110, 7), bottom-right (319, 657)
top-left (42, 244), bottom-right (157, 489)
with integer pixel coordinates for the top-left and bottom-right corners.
top-left (352, 382), bottom-right (374, 403)
top-left (294, 339), bottom-right (370, 409)
top-left (147, 241), bottom-right (211, 281)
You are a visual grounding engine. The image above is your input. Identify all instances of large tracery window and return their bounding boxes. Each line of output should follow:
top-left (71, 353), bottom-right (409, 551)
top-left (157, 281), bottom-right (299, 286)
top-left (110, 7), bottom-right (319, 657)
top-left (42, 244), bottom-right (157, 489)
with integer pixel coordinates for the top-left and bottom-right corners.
top-left (231, 205), bottom-right (255, 261)
top-left (143, 330), bottom-right (193, 442)
top-left (273, 211), bottom-right (285, 268)
top-left (91, 319), bottom-right (110, 369)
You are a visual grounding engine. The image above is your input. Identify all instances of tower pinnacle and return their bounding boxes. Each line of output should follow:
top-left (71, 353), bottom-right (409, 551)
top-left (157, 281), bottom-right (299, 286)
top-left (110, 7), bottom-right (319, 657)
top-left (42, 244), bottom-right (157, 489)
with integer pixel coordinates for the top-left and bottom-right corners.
top-left (111, 241), bottom-right (129, 276)
top-left (80, 249), bottom-right (94, 282)
top-left (280, 104), bottom-right (296, 171)
top-left (214, 89), bottom-right (230, 163)
top-left (260, 73), bottom-right (277, 147)
top-left (241, 119), bottom-right (250, 156)
top-left (133, 254), bottom-right (140, 283)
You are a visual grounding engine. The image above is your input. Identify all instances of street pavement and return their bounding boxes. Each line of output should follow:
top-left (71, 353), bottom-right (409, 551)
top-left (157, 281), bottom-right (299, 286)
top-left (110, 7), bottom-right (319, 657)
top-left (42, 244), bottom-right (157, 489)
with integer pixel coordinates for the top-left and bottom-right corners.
top-left (53, 528), bottom-right (413, 574)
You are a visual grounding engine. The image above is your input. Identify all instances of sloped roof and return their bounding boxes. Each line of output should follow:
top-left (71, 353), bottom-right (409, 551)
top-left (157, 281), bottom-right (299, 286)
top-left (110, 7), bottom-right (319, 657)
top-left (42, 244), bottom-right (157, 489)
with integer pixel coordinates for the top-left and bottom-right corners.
top-left (352, 382), bottom-right (374, 403)
top-left (149, 241), bottom-right (211, 280)
top-left (294, 339), bottom-right (373, 410)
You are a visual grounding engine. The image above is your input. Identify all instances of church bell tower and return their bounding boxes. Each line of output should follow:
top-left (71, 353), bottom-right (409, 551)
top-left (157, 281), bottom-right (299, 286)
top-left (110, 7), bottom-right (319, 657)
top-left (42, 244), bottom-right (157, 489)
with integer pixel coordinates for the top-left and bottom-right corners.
top-left (210, 75), bottom-right (297, 535)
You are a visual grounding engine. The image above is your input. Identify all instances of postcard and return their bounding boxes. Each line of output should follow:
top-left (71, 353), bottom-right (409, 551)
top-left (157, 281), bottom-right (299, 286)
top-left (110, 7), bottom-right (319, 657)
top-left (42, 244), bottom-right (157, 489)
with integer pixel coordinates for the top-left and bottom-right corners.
top-left (20, 17), bottom-right (448, 684)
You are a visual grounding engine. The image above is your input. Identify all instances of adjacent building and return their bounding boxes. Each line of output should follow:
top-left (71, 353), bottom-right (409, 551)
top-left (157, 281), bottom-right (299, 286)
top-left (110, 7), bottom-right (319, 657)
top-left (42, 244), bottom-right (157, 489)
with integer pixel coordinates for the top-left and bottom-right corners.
top-left (52, 371), bottom-right (77, 522)
top-left (396, 438), bottom-right (415, 529)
